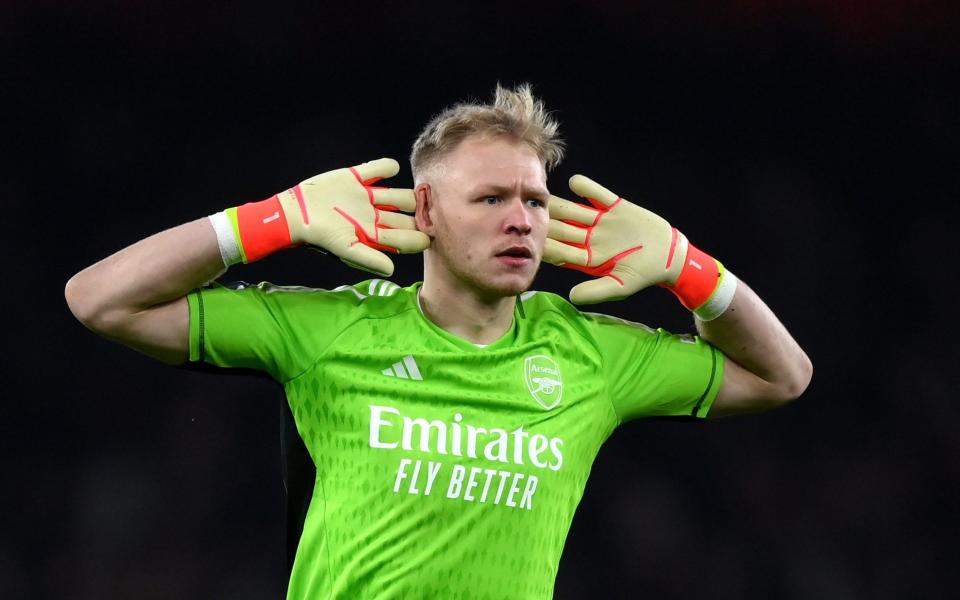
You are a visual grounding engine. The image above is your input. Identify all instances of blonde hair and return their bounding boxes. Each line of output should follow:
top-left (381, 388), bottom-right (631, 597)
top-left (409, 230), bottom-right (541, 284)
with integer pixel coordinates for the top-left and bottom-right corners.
top-left (410, 83), bottom-right (565, 181)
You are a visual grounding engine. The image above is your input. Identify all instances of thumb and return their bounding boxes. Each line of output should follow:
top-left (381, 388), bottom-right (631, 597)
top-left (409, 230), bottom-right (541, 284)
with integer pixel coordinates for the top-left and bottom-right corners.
top-left (568, 276), bottom-right (628, 305)
top-left (569, 266), bottom-right (663, 304)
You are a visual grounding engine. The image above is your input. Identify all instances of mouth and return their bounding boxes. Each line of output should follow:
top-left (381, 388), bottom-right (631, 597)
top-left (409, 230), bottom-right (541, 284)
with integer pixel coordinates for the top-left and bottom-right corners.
top-left (495, 245), bottom-right (534, 267)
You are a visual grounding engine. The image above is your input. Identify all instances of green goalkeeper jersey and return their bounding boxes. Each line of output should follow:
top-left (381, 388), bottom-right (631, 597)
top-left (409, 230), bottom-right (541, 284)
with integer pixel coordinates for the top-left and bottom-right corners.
top-left (186, 279), bottom-right (723, 599)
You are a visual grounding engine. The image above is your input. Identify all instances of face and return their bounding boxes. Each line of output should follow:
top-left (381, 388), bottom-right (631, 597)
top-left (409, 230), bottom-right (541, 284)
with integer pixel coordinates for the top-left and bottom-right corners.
top-left (416, 135), bottom-right (550, 300)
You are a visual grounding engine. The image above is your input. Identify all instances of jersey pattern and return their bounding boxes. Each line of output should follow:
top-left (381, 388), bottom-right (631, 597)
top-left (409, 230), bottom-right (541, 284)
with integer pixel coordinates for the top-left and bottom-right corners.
top-left (186, 279), bottom-right (723, 599)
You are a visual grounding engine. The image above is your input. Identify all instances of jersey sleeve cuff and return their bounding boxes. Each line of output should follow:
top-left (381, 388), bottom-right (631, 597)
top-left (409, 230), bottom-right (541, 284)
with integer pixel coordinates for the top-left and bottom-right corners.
top-left (186, 288), bottom-right (204, 362)
top-left (691, 345), bottom-right (724, 418)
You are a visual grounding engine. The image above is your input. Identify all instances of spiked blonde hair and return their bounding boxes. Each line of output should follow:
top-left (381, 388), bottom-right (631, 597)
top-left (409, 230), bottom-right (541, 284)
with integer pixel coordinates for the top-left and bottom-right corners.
top-left (410, 83), bottom-right (565, 181)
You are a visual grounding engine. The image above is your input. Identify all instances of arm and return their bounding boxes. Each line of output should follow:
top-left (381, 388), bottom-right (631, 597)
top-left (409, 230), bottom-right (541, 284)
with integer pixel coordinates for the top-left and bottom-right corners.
top-left (695, 281), bottom-right (812, 417)
top-left (544, 174), bottom-right (811, 417)
top-left (65, 158), bottom-right (428, 366)
top-left (64, 219), bottom-right (221, 364)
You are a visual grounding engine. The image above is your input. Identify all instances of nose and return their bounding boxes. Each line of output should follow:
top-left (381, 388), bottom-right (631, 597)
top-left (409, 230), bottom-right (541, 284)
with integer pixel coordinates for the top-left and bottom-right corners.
top-left (504, 198), bottom-right (532, 235)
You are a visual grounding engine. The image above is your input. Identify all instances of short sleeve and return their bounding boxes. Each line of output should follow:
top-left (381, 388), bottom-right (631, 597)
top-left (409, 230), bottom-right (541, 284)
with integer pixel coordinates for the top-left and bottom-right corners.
top-left (186, 281), bottom-right (363, 382)
top-left (585, 313), bottom-right (724, 422)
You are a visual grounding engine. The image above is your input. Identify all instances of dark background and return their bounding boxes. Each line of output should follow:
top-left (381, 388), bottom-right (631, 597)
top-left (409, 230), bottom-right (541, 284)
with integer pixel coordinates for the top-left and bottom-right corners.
top-left (4, 1), bottom-right (958, 598)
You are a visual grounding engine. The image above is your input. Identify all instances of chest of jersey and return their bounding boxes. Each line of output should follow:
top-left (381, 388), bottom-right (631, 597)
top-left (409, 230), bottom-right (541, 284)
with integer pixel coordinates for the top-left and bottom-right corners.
top-left (280, 304), bottom-right (626, 598)
top-left (283, 312), bottom-right (617, 512)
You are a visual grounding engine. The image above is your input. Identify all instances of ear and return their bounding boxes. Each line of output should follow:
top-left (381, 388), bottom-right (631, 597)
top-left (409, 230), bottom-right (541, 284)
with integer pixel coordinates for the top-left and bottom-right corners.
top-left (415, 183), bottom-right (437, 236)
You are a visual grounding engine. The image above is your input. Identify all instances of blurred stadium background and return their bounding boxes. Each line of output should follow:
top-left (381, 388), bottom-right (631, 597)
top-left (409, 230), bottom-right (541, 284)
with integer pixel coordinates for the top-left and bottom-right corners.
top-left (4, 1), bottom-right (958, 598)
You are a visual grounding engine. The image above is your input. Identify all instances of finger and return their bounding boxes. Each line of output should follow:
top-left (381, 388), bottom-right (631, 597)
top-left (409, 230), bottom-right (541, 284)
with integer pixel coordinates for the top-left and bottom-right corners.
top-left (568, 276), bottom-right (628, 305)
top-left (568, 174), bottom-right (620, 207)
top-left (351, 158), bottom-right (401, 183)
top-left (548, 194), bottom-right (598, 225)
top-left (543, 238), bottom-right (588, 266)
top-left (372, 187), bottom-right (416, 212)
top-left (548, 219), bottom-right (588, 244)
top-left (378, 228), bottom-right (431, 254)
top-left (377, 210), bottom-right (417, 230)
top-left (337, 243), bottom-right (395, 277)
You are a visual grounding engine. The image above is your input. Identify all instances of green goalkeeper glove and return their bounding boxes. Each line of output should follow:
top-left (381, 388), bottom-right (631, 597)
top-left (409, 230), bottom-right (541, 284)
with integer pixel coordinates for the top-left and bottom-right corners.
top-left (543, 175), bottom-right (737, 320)
top-left (209, 158), bottom-right (429, 276)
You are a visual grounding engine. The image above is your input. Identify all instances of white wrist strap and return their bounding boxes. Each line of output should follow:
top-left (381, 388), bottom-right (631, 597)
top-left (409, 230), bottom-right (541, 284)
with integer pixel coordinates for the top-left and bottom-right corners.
top-left (208, 212), bottom-right (243, 267)
top-left (694, 269), bottom-right (738, 321)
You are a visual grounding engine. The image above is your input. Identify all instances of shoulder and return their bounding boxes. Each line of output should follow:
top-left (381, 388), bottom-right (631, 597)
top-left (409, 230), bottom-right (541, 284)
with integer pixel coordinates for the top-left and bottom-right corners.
top-left (518, 289), bottom-right (580, 320)
top-left (518, 289), bottom-right (597, 346)
top-left (520, 289), bottom-right (652, 327)
top-left (520, 289), bottom-right (660, 341)
top-left (199, 278), bottom-right (416, 318)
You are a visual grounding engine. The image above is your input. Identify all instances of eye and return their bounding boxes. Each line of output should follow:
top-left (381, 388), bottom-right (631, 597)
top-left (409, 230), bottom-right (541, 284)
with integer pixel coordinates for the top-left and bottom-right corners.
top-left (483, 196), bottom-right (501, 205)
top-left (527, 199), bottom-right (545, 208)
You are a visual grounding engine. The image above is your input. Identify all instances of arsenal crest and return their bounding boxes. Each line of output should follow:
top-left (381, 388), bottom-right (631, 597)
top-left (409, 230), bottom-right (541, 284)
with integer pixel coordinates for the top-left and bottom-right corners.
top-left (524, 355), bottom-right (563, 410)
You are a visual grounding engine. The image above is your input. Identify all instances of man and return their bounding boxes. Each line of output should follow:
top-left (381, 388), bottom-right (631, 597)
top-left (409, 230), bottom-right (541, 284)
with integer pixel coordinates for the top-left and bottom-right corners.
top-left (65, 84), bottom-right (811, 598)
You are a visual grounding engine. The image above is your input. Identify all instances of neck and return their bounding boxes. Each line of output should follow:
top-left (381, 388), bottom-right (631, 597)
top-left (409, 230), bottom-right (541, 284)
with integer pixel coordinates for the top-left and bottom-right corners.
top-left (419, 270), bottom-right (517, 346)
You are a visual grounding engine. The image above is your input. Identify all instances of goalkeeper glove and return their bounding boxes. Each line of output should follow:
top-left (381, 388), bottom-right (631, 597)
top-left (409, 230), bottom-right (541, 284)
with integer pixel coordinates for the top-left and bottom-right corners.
top-left (209, 158), bottom-right (429, 276)
top-left (543, 175), bottom-right (737, 320)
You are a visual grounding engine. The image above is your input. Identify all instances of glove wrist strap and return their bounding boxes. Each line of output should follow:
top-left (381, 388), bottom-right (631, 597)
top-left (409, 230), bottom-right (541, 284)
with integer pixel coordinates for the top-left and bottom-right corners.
top-left (664, 240), bottom-right (737, 320)
top-left (213, 195), bottom-right (294, 265)
top-left (208, 211), bottom-right (242, 267)
top-left (693, 267), bottom-right (737, 321)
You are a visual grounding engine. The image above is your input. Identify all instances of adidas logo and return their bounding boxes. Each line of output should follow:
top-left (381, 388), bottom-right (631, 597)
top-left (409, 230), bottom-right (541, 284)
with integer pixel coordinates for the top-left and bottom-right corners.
top-left (382, 355), bottom-right (423, 380)
top-left (368, 279), bottom-right (401, 297)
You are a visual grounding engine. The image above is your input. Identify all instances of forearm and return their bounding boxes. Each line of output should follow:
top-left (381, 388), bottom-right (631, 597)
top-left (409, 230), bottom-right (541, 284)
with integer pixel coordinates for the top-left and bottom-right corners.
top-left (65, 217), bottom-right (225, 329)
top-left (695, 280), bottom-right (812, 402)
top-left (65, 158), bottom-right (426, 366)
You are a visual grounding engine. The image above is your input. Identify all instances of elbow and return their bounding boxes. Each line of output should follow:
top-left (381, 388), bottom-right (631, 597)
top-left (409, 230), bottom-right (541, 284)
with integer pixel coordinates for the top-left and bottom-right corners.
top-left (777, 353), bottom-right (813, 405)
top-left (757, 354), bottom-right (814, 412)
top-left (711, 355), bottom-right (812, 418)
top-left (65, 272), bottom-right (113, 331)
top-left (65, 273), bottom-right (94, 325)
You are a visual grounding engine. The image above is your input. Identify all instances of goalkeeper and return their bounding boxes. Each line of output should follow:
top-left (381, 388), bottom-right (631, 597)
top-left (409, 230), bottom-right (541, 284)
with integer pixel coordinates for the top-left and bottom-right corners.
top-left (65, 84), bottom-right (811, 599)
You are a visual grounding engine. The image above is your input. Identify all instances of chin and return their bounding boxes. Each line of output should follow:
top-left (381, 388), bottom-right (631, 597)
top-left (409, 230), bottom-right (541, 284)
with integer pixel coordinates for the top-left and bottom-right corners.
top-left (448, 258), bottom-right (540, 300)
top-left (480, 273), bottom-right (536, 298)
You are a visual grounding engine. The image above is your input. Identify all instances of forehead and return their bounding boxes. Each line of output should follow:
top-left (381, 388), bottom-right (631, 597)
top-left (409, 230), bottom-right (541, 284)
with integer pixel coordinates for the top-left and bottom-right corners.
top-left (442, 135), bottom-right (547, 192)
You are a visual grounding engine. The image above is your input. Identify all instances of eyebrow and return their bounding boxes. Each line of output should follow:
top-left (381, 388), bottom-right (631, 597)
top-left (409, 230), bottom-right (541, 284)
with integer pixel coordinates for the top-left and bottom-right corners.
top-left (469, 183), bottom-right (550, 198)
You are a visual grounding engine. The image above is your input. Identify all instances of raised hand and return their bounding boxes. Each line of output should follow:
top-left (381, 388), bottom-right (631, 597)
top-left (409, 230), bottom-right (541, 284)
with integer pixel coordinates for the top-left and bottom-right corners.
top-left (543, 174), bottom-right (689, 304)
top-left (276, 158), bottom-right (430, 276)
